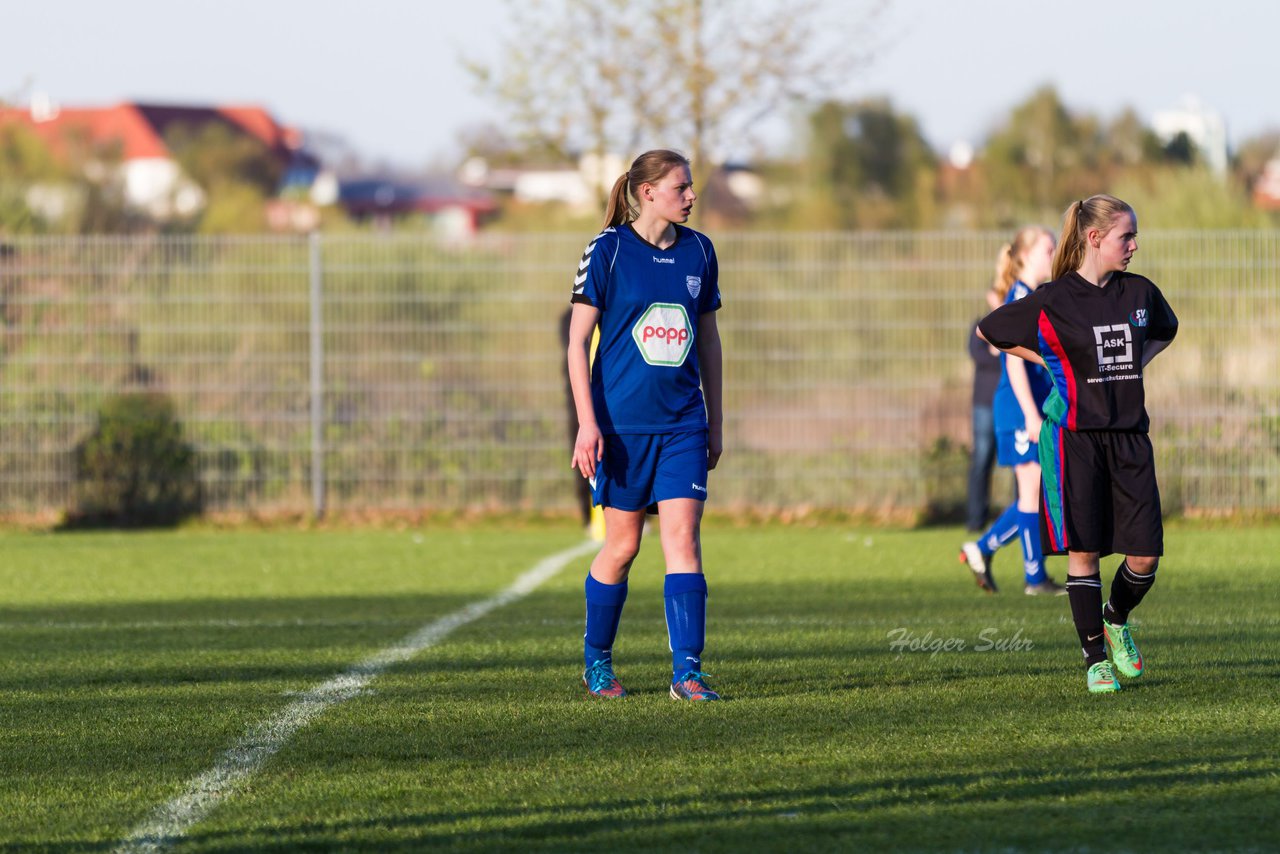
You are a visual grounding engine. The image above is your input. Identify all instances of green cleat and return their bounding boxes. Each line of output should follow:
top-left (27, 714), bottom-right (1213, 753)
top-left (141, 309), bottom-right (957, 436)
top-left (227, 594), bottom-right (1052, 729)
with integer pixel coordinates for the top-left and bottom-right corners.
top-left (1086, 660), bottom-right (1121, 693)
top-left (1103, 617), bottom-right (1144, 679)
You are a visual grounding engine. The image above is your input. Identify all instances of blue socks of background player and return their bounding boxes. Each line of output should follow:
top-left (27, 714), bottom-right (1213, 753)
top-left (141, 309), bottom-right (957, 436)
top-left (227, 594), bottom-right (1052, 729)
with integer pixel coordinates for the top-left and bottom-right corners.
top-left (664, 572), bottom-right (708, 679)
top-left (584, 574), bottom-right (627, 670)
top-left (1017, 510), bottom-right (1046, 584)
top-left (979, 504), bottom-right (1021, 555)
top-left (980, 506), bottom-right (1045, 585)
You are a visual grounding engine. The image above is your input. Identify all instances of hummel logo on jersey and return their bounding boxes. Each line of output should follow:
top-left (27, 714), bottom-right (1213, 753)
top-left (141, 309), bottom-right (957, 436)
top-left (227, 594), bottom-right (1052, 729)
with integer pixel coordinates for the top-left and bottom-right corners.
top-left (691, 483), bottom-right (707, 493)
top-left (686, 275), bottom-right (702, 298)
top-left (653, 256), bottom-right (675, 264)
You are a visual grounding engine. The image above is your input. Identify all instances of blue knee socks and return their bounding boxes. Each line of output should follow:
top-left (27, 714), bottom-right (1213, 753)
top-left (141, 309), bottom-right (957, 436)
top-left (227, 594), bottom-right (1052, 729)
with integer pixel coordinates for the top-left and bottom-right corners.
top-left (1017, 510), bottom-right (1047, 584)
top-left (979, 503), bottom-right (1022, 555)
top-left (664, 573), bottom-right (708, 679)
top-left (584, 574), bottom-right (627, 670)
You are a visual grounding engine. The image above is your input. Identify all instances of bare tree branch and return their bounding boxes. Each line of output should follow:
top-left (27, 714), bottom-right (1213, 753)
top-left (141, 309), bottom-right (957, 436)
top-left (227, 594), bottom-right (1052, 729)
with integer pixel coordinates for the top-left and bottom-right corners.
top-left (463, 0), bottom-right (889, 169)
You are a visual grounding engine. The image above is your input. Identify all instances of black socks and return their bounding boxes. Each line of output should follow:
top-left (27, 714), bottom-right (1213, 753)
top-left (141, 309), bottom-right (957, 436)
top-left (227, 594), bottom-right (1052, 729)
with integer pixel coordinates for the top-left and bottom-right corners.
top-left (1066, 572), bottom-right (1106, 666)
top-left (1104, 561), bottom-right (1157, 626)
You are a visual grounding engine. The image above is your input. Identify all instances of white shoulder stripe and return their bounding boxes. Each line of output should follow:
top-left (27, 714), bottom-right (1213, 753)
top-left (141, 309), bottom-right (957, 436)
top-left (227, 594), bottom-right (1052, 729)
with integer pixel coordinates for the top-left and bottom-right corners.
top-left (610, 237), bottom-right (620, 273)
top-left (690, 231), bottom-right (709, 265)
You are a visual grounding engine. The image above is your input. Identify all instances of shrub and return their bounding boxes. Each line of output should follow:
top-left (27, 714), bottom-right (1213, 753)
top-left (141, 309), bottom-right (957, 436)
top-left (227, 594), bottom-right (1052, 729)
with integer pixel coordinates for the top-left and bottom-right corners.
top-left (66, 392), bottom-right (202, 527)
top-left (920, 435), bottom-right (969, 526)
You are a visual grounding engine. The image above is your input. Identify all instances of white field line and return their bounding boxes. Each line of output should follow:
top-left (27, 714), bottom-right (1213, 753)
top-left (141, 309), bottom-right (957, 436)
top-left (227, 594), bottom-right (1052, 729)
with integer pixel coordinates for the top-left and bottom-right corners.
top-left (0, 617), bottom-right (421, 631)
top-left (112, 538), bottom-right (598, 854)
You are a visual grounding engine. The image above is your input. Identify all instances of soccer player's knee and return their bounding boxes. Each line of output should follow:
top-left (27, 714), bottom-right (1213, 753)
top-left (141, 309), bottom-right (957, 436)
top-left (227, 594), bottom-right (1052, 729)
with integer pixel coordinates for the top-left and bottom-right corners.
top-left (1127, 555), bottom-right (1158, 574)
top-left (607, 538), bottom-right (642, 566)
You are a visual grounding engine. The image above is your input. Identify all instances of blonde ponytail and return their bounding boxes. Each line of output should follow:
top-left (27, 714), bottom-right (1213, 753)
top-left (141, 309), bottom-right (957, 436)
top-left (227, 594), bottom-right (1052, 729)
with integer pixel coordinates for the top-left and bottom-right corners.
top-left (993, 225), bottom-right (1053, 300)
top-left (992, 243), bottom-right (1016, 302)
top-left (602, 173), bottom-right (633, 229)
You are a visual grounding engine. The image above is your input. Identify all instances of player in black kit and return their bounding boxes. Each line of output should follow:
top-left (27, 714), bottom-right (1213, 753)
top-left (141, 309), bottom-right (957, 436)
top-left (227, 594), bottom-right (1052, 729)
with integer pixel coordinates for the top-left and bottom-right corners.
top-left (979, 194), bottom-right (1178, 693)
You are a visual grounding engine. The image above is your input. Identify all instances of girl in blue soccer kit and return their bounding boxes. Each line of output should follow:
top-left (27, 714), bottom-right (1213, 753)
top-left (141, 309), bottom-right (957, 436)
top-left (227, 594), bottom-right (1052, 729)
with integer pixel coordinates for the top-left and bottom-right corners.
top-left (566, 149), bottom-right (723, 701)
top-left (960, 226), bottom-right (1066, 596)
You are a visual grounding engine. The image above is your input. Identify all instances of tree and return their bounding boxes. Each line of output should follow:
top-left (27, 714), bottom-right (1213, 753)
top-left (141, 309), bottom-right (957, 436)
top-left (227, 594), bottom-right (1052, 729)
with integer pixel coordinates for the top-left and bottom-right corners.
top-left (982, 85), bottom-right (1098, 218)
top-left (0, 121), bottom-right (133, 234)
top-left (464, 0), bottom-right (887, 175)
top-left (1101, 108), bottom-right (1164, 169)
top-left (795, 97), bottom-right (936, 229)
top-left (1232, 130), bottom-right (1280, 195)
top-left (164, 121), bottom-right (284, 233)
top-left (0, 121), bottom-right (59, 232)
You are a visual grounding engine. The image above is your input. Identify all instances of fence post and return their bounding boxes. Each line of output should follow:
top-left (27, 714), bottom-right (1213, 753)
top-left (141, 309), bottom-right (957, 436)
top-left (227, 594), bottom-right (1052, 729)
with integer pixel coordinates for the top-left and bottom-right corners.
top-left (309, 231), bottom-right (326, 519)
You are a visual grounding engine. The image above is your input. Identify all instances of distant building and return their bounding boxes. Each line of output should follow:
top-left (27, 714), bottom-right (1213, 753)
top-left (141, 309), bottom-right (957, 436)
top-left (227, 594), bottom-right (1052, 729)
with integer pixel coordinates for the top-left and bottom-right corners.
top-left (0, 96), bottom-right (321, 222)
top-left (338, 176), bottom-right (497, 237)
top-left (459, 152), bottom-right (762, 225)
top-left (1252, 151), bottom-right (1280, 211)
top-left (460, 152), bottom-right (625, 213)
top-left (1152, 96), bottom-right (1229, 176)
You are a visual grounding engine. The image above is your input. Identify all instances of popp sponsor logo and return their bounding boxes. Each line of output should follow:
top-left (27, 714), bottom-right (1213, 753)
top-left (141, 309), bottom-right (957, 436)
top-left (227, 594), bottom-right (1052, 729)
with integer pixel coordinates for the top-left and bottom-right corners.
top-left (632, 303), bottom-right (693, 367)
top-left (642, 324), bottom-right (689, 346)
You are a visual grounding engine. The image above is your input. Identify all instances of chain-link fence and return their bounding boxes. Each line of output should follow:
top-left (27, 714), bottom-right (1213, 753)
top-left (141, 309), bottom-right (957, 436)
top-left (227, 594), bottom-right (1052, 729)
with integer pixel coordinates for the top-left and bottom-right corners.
top-left (1, 231), bottom-right (1276, 519)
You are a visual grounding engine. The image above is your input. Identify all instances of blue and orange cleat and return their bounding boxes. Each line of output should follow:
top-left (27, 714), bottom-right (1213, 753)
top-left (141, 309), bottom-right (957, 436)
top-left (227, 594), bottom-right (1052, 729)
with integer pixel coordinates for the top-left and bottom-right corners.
top-left (670, 670), bottom-right (720, 701)
top-left (583, 659), bottom-right (627, 698)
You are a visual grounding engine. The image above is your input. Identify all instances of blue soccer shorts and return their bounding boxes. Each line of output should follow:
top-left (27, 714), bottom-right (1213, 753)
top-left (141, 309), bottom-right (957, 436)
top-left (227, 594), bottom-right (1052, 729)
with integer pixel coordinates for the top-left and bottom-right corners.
top-left (591, 429), bottom-right (709, 512)
top-left (996, 427), bottom-right (1039, 467)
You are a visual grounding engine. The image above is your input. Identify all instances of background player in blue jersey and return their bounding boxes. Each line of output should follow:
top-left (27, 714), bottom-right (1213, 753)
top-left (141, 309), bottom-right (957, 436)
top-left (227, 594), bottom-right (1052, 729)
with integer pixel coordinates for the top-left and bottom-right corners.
top-left (960, 227), bottom-right (1066, 595)
top-left (980, 194), bottom-right (1178, 693)
top-left (566, 149), bottom-right (723, 701)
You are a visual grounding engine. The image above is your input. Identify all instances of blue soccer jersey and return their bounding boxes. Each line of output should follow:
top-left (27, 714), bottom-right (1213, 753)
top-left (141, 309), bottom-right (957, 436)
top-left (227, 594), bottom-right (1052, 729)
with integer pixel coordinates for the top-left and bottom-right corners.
top-left (571, 223), bottom-right (721, 434)
top-left (992, 280), bottom-right (1053, 432)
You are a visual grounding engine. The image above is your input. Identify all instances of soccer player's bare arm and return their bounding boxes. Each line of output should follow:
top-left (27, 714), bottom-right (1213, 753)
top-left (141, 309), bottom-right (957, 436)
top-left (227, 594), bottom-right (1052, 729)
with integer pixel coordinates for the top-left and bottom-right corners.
top-left (567, 303), bottom-right (603, 479)
top-left (1000, 345), bottom-right (1045, 367)
top-left (1004, 354), bottom-right (1044, 441)
top-left (697, 310), bottom-right (723, 470)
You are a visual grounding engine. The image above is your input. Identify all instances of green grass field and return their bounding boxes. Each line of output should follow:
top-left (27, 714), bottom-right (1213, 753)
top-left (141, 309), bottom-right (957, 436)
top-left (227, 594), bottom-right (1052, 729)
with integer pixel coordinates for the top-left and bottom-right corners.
top-left (3, 523), bottom-right (1278, 852)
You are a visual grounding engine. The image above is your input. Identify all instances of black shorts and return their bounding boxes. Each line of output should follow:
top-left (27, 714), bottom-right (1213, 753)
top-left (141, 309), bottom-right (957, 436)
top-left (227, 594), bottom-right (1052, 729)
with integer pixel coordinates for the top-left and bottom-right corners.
top-left (1039, 428), bottom-right (1163, 557)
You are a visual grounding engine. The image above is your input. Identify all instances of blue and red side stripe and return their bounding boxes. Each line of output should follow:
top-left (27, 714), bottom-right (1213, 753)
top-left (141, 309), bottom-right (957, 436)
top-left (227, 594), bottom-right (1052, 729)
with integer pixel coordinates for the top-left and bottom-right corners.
top-left (1036, 312), bottom-right (1078, 432)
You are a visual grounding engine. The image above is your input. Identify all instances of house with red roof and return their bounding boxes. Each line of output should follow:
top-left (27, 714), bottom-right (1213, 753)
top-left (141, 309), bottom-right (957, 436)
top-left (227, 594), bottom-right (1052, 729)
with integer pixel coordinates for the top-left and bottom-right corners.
top-left (0, 98), bottom-right (319, 222)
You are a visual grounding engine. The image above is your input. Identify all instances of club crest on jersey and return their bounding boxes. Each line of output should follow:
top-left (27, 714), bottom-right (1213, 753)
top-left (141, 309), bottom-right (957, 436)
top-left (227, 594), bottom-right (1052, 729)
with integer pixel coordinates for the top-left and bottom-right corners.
top-left (686, 275), bottom-right (702, 298)
top-left (1130, 309), bottom-right (1148, 327)
top-left (633, 302), bottom-right (694, 367)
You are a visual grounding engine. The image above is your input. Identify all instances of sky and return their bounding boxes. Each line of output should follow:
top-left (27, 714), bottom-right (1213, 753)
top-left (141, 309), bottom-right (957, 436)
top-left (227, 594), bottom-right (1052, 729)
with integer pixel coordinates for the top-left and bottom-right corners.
top-left (6, 0), bottom-right (1280, 169)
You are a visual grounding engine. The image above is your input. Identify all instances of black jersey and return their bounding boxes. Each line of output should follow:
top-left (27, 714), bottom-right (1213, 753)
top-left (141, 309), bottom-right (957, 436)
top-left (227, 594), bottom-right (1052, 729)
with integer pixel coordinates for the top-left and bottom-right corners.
top-left (978, 271), bottom-right (1178, 433)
